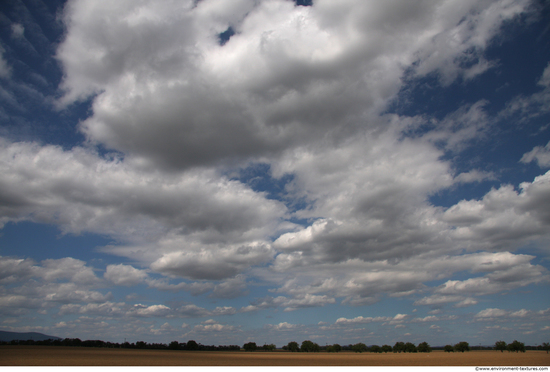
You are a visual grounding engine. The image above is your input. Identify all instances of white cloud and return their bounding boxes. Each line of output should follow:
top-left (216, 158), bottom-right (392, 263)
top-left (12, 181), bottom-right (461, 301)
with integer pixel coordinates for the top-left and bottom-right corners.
top-left (104, 264), bottom-right (148, 286)
top-left (412, 315), bottom-right (439, 323)
top-left (37, 258), bottom-right (99, 285)
top-left (0, 140), bottom-right (287, 282)
top-left (0, 140), bottom-right (286, 238)
top-left (55, 0), bottom-right (528, 170)
top-left (11, 24), bottom-right (25, 39)
top-left (421, 101), bottom-right (492, 153)
top-left (192, 320), bottom-right (236, 332)
top-left (270, 322), bottom-right (297, 331)
top-left (475, 308), bottom-right (509, 318)
top-left (454, 170), bottom-right (496, 184)
top-left (42, 283), bottom-right (112, 304)
top-left (510, 309), bottom-right (529, 317)
top-left (211, 275), bottom-right (249, 299)
top-left (0, 256), bottom-right (99, 285)
top-left (455, 298), bottom-right (478, 308)
top-left (414, 295), bottom-right (466, 307)
top-left (146, 279), bottom-right (214, 295)
top-left (282, 294), bottom-right (335, 312)
top-left (336, 316), bottom-right (382, 325)
top-left (335, 314), bottom-right (401, 325)
top-left (131, 304), bottom-right (172, 317)
top-left (0, 257), bottom-right (35, 284)
top-left (411, 0), bottom-right (529, 85)
top-left (58, 302), bottom-right (126, 316)
top-left (521, 141), bottom-right (550, 168)
top-left (443, 171), bottom-right (550, 248)
top-left (150, 241), bottom-right (274, 280)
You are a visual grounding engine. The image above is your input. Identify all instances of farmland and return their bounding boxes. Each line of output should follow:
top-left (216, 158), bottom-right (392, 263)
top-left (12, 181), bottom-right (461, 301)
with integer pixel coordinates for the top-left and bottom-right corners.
top-left (1, 346), bottom-right (548, 366)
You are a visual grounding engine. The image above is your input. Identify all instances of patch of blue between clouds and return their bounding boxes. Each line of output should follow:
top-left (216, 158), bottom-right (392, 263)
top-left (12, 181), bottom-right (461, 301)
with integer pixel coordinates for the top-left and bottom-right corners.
top-left (388, 10), bottom-right (550, 208)
top-left (0, 220), bottom-right (115, 263)
top-left (218, 27), bottom-right (235, 46)
top-left (230, 162), bottom-right (311, 226)
top-left (0, 0), bottom-right (92, 149)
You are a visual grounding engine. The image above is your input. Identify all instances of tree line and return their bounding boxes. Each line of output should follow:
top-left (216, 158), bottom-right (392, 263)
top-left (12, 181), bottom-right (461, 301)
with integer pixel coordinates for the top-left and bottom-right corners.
top-left (2, 338), bottom-right (549, 354)
top-left (0, 338), bottom-right (240, 351)
top-left (277, 340), bottom-right (432, 353)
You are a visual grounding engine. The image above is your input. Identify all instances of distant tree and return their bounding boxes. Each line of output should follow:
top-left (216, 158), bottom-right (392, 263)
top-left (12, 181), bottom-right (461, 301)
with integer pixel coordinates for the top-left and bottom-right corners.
top-left (370, 345), bottom-right (381, 353)
top-left (301, 340), bottom-right (313, 352)
top-left (62, 338), bottom-right (82, 347)
top-left (381, 345), bottom-right (393, 353)
top-left (454, 342), bottom-right (470, 353)
top-left (495, 341), bottom-right (507, 353)
top-left (136, 341), bottom-right (147, 349)
top-left (417, 342), bottom-right (432, 353)
top-left (327, 344), bottom-right (342, 353)
top-left (352, 343), bottom-right (368, 353)
top-left (286, 341), bottom-right (300, 352)
top-left (301, 340), bottom-right (320, 352)
top-left (542, 342), bottom-right (550, 354)
top-left (444, 345), bottom-right (454, 353)
top-left (243, 342), bottom-right (257, 351)
top-left (168, 341), bottom-right (180, 350)
top-left (508, 340), bottom-right (525, 353)
top-left (262, 344), bottom-right (276, 351)
top-left (393, 342), bottom-right (405, 353)
top-left (186, 340), bottom-right (199, 350)
top-left (404, 342), bottom-right (417, 353)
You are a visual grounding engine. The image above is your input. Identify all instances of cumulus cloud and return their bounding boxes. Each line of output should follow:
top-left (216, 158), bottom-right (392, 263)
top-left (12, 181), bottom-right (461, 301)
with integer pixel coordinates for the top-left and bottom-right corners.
top-left (443, 171), bottom-right (550, 247)
top-left (58, 300), bottom-right (236, 319)
top-left (38, 258), bottom-right (99, 285)
top-left (476, 308), bottom-right (512, 319)
top-left (0, 140), bottom-right (286, 238)
top-left (521, 141), bottom-right (550, 168)
top-left (335, 315), bottom-right (393, 325)
top-left (150, 241), bottom-right (274, 280)
top-left (55, 0), bottom-right (528, 170)
top-left (0, 139), bottom-right (287, 283)
top-left (146, 278), bottom-right (214, 295)
top-left (0, 257), bottom-right (100, 293)
top-left (104, 264), bottom-right (148, 286)
top-left (454, 170), bottom-right (496, 184)
top-left (192, 322), bottom-right (236, 332)
top-left (282, 293), bottom-right (335, 311)
top-left (210, 275), bottom-right (249, 298)
top-left (0, 257), bottom-right (35, 284)
top-left (474, 307), bottom-right (550, 323)
top-left (268, 322), bottom-right (297, 331)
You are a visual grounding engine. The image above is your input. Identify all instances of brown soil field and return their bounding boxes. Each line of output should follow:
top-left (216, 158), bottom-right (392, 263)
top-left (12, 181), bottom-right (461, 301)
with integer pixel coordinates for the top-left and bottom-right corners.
top-left (0, 346), bottom-right (548, 366)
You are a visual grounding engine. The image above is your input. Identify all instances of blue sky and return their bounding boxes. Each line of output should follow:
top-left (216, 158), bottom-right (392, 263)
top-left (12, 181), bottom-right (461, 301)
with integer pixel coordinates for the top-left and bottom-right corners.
top-left (0, 0), bottom-right (549, 348)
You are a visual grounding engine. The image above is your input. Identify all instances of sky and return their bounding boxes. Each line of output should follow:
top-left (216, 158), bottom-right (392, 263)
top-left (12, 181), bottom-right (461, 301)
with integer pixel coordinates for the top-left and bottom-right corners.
top-left (0, 0), bottom-right (549, 348)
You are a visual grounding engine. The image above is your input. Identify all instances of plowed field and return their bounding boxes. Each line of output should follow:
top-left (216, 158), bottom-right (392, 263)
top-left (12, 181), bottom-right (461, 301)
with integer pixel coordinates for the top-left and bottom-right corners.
top-left (1, 346), bottom-right (548, 366)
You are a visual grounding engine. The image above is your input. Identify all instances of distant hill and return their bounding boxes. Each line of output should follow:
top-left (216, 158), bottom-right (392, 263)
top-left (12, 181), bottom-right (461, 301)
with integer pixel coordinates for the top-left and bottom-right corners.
top-left (0, 330), bottom-right (62, 342)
